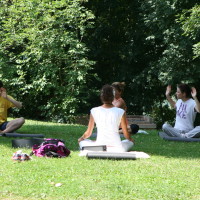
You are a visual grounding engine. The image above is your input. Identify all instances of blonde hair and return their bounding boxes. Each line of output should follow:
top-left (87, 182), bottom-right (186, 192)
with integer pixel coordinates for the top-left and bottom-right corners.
top-left (111, 82), bottom-right (126, 93)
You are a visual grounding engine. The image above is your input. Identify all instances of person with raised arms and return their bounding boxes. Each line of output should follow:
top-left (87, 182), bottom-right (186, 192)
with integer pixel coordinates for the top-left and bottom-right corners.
top-left (162, 83), bottom-right (200, 138)
top-left (0, 80), bottom-right (25, 134)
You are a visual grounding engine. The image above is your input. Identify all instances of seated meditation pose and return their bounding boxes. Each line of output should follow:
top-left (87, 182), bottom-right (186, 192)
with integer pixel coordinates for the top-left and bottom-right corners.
top-left (112, 82), bottom-right (139, 134)
top-left (78, 84), bottom-right (134, 152)
top-left (0, 80), bottom-right (25, 134)
top-left (162, 83), bottom-right (200, 138)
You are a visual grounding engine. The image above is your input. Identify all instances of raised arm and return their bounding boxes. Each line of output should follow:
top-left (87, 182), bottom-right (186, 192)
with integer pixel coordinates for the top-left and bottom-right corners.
top-left (121, 113), bottom-right (134, 142)
top-left (165, 85), bottom-right (176, 109)
top-left (191, 87), bottom-right (200, 113)
top-left (0, 88), bottom-right (22, 108)
top-left (78, 114), bottom-right (95, 143)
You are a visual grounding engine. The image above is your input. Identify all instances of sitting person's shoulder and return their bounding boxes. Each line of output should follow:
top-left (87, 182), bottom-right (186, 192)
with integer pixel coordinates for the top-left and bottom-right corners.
top-left (91, 106), bottom-right (101, 112)
top-left (113, 106), bottom-right (125, 113)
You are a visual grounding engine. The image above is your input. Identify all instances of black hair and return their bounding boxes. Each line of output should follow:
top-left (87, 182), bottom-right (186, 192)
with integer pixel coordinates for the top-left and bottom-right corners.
top-left (0, 80), bottom-right (3, 88)
top-left (100, 85), bottom-right (114, 104)
top-left (177, 83), bottom-right (192, 98)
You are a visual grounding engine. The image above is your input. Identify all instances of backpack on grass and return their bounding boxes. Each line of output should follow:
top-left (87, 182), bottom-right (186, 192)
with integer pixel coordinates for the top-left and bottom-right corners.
top-left (31, 138), bottom-right (70, 158)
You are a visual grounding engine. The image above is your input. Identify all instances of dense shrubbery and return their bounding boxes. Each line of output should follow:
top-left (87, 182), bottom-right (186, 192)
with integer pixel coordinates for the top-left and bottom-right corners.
top-left (0, 0), bottom-right (199, 126)
top-left (85, 0), bottom-right (200, 127)
top-left (0, 0), bottom-right (96, 122)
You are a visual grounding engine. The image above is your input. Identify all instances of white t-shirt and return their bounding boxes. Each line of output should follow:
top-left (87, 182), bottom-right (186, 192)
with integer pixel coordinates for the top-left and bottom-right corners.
top-left (174, 99), bottom-right (197, 132)
top-left (91, 106), bottom-right (124, 148)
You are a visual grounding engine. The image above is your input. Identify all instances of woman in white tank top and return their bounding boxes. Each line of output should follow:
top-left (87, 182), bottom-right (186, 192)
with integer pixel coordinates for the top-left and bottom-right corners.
top-left (78, 85), bottom-right (134, 152)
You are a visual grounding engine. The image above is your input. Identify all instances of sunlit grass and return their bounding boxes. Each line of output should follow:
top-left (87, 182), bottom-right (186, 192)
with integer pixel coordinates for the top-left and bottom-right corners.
top-left (0, 119), bottom-right (200, 200)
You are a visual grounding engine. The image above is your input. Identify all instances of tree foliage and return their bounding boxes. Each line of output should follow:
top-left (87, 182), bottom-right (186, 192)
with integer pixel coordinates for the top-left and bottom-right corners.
top-left (0, 0), bottom-right (95, 122)
top-left (0, 0), bottom-right (200, 126)
top-left (179, 5), bottom-right (200, 58)
top-left (85, 0), bottom-right (200, 127)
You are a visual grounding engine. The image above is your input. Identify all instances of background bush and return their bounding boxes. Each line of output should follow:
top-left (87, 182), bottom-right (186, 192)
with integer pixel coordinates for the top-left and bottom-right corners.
top-left (0, 0), bottom-right (200, 126)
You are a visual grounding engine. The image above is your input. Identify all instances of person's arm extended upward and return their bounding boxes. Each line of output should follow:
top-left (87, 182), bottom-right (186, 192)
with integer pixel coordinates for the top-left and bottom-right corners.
top-left (1, 88), bottom-right (22, 108)
top-left (166, 85), bottom-right (176, 109)
top-left (191, 87), bottom-right (200, 113)
top-left (6, 95), bottom-right (22, 109)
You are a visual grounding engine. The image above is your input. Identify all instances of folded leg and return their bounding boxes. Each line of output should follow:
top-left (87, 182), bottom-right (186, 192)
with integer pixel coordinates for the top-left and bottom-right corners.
top-left (162, 123), bottom-right (184, 137)
top-left (185, 126), bottom-right (200, 138)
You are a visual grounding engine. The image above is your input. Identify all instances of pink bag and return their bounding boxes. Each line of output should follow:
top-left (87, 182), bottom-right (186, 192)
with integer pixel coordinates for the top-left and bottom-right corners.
top-left (31, 138), bottom-right (70, 158)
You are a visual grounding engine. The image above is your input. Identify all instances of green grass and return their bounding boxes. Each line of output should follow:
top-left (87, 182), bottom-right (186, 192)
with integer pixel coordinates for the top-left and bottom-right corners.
top-left (1, 119), bottom-right (200, 200)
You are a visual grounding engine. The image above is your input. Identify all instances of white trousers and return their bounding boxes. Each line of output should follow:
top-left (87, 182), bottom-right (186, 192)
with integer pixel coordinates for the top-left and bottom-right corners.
top-left (162, 123), bottom-right (200, 138)
top-left (79, 139), bottom-right (134, 152)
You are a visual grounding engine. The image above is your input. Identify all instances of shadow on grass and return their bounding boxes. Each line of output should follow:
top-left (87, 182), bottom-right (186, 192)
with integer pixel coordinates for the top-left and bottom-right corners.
top-left (1, 123), bottom-right (200, 159)
top-left (0, 137), bottom-right (12, 148)
top-left (134, 130), bottom-right (200, 159)
top-left (0, 122), bottom-right (87, 151)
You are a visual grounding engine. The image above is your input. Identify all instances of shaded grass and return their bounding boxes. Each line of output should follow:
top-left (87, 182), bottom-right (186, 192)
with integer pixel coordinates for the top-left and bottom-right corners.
top-left (0, 119), bottom-right (200, 200)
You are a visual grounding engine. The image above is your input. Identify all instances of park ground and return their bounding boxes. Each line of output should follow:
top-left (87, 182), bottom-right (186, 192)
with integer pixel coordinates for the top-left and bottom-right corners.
top-left (0, 119), bottom-right (200, 200)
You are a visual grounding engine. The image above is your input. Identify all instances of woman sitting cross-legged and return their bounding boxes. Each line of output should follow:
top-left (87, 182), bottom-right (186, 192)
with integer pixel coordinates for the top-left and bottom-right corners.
top-left (112, 82), bottom-right (139, 134)
top-left (78, 84), bottom-right (134, 152)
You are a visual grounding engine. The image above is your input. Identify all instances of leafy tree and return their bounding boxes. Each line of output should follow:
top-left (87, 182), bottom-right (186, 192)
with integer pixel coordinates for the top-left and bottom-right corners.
top-left (138, 0), bottom-right (200, 126)
top-left (0, 0), bottom-right (200, 127)
top-left (179, 5), bottom-right (200, 58)
top-left (84, 0), bottom-right (150, 113)
top-left (0, 0), bottom-right (95, 122)
top-left (134, 0), bottom-right (200, 127)
top-left (85, 0), bottom-right (200, 127)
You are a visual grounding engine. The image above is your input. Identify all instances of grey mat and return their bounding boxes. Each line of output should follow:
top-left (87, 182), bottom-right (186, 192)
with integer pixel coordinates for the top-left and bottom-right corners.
top-left (158, 132), bottom-right (200, 142)
top-left (82, 145), bottom-right (107, 151)
top-left (1, 133), bottom-right (44, 138)
top-left (86, 152), bottom-right (137, 160)
top-left (12, 138), bottom-right (44, 148)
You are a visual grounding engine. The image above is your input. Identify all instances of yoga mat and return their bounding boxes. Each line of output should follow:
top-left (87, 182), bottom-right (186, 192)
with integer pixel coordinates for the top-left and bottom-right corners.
top-left (1, 133), bottom-right (44, 138)
top-left (12, 138), bottom-right (44, 148)
top-left (82, 145), bottom-right (107, 151)
top-left (87, 152), bottom-right (137, 160)
top-left (158, 132), bottom-right (200, 142)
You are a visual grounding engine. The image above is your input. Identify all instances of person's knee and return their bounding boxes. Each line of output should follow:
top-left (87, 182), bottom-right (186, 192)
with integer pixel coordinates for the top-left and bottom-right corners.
top-left (18, 117), bottom-right (25, 125)
top-left (122, 139), bottom-right (134, 151)
top-left (162, 123), bottom-right (169, 131)
top-left (15, 117), bottom-right (25, 126)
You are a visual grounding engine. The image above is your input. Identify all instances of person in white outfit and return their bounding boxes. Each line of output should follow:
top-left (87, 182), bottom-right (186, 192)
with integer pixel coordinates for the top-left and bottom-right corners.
top-left (162, 83), bottom-right (200, 138)
top-left (78, 84), bottom-right (134, 152)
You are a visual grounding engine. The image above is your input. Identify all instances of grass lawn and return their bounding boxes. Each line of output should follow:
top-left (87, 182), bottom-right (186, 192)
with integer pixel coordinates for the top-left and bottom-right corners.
top-left (1, 119), bottom-right (200, 200)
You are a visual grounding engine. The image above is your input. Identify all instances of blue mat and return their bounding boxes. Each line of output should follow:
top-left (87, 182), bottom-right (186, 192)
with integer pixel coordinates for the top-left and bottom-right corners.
top-left (158, 132), bottom-right (200, 142)
top-left (12, 138), bottom-right (44, 148)
top-left (0, 133), bottom-right (44, 138)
